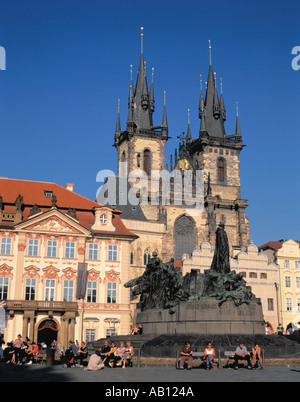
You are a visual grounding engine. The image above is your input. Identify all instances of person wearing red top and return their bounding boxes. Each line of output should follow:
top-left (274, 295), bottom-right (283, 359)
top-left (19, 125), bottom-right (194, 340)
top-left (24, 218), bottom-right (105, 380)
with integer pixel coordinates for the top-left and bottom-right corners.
top-left (26, 342), bottom-right (39, 365)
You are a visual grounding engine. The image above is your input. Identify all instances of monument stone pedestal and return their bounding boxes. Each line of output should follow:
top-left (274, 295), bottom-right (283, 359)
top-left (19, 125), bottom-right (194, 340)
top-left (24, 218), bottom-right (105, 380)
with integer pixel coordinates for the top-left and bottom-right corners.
top-left (135, 300), bottom-right (265, 336)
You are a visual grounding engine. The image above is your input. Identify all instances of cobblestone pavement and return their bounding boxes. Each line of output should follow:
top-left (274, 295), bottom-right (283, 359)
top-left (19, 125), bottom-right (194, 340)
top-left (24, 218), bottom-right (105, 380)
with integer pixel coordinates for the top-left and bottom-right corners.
top-left (0, 363), bottom-right (300, 384)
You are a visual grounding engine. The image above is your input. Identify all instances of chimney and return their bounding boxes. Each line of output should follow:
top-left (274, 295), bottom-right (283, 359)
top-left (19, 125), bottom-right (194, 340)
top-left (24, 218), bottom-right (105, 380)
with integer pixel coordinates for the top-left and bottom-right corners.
top-left (64, 183), bottom-right (74, 192)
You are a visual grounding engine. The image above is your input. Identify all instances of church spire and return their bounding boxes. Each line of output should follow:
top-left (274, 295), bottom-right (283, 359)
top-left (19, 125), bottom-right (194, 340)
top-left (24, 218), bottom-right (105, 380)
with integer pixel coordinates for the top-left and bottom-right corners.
top-left (200, 100), bottom-right (206, 132)
top-left (213, 71), bottom-right (221, 118)
top-left (198, 74), bottom-right (204, 119)
top-left (235, 102), bottom-right (241, 137)
top-left (201, 40), bottom-right (226, 138)
top-left (149, 67), bottom-right (155, 113)
top-left (186, 108), bottom-right (192, 142)
top-left (127, 64), bottom-right (134, 124)
top-left (133, 27), bottom-right (151, 129)
top-left (162, 91), bottom-right (168, 128)
top-left (219, 77), bottom-right (226, 121)
top-left (114, 99), bottom-right (121, 143)
top-left (209, 39), bottom-right (212, 66)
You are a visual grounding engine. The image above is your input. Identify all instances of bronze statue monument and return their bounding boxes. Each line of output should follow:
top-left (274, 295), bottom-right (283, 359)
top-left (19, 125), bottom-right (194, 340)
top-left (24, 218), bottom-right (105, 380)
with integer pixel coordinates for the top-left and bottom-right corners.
top-left (124, 222), bottom-right (264, 336)
top-left (125, 223), bottom-right (255, 313)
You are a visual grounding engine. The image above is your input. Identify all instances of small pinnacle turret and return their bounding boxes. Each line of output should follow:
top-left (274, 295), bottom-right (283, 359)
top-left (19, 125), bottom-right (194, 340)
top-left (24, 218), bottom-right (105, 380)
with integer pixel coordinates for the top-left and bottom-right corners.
top-left (186, 109), bottom-right (192, 143)
top-left (235, 102), bottom-right (241, 137)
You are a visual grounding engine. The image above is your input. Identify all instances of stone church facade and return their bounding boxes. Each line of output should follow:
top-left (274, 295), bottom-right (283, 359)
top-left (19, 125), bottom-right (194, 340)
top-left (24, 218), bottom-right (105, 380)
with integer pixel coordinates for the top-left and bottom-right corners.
top-left (110, 31), bottom-right (249, 295)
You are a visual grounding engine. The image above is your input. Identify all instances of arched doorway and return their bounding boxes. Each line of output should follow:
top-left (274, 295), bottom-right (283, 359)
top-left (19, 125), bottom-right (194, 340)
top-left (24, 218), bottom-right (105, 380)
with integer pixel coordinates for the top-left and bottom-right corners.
top-left (37, 319), bottom-right (58, 347)
top-left (174, 215), bottom-right (196, 263)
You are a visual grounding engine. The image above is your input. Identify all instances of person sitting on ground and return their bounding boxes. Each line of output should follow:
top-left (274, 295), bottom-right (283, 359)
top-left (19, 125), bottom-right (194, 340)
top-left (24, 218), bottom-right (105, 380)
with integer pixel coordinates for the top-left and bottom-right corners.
top-left (113, 341), bottom-right (126, 367)
top-left (123, 341), bottom-right (134, 368)
top-left (84, 350), bottom-right (104, 371)
top-left (99, 340), bottom-right (111, 367)
top-left (179, 341), bottom-right (193, 370)
top-left (107, 341), bottom-right (117, 367)
top-left (78, 341), bottom-right (88, 367)
top-left (233, 342), bottom-right (251, 370)
top-left (203, 342), bottom-right (215, 370)
top-left (251, 343), bottom-right (263, 370)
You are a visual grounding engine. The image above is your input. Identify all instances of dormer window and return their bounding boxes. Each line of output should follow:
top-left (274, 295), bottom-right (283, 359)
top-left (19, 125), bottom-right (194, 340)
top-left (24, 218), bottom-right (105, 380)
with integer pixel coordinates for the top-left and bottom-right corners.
top-left (100, 214), bottom-right (108, 224)
top-left (44, 190), bottom-right (53, 198)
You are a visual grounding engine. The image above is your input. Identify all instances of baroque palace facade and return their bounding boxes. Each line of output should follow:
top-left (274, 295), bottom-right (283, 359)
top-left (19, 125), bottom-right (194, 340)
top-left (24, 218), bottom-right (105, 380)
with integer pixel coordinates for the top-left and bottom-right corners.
top-left (0, 178), bottom-right (137, 347)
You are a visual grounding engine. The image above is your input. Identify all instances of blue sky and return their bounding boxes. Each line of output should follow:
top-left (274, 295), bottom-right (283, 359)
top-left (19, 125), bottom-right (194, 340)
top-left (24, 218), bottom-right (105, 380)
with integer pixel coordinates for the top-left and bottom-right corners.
top-left (0, 0), bottom-right (299, 247)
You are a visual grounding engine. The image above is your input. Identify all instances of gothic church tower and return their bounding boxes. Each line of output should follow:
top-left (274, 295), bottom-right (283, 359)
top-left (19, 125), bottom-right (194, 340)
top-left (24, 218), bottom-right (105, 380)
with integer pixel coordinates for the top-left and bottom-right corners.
top-left (113, 28), bottom-right (168, 221)
top-left (112, 32), bottom-right (249, 263)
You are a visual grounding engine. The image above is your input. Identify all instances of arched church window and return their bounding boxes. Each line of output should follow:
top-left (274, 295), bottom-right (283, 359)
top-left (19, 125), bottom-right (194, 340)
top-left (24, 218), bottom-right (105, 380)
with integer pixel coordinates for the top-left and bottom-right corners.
top-left (120, 151), bottom-right (127, 177)
top-left (130, 251), bottom-right (134, 265)
top-left (143, 248), bottom-right (151, 266)
top-left (143, 149), bottom-right (151, 177)
top-left (217, 158), bottom-right (225, 182)
top-left (174, 215), bottom-right (195, 263)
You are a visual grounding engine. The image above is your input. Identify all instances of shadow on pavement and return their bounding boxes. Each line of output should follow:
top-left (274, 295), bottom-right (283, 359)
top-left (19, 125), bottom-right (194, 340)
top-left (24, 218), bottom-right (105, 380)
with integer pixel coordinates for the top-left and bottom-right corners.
top-left (0, 363), bottom-right (69, 382)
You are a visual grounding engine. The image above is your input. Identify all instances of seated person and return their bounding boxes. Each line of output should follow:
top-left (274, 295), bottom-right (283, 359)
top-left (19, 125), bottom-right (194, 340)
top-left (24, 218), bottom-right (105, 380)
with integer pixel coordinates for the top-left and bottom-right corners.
top-left (3, 342), bottom-right (14, 363)
top-left (123, 341), bottom-right (134, 368)
top-left (179, 341), bottom-right (193, 370)
top-left (32, 342), bottom-right (39, 360)
top-left (130, 325), bottom-right (139, 335)
top-left (138, 323), bottom-right (143, 335)
top-left (84, 350), bottom-right (104, 371)
top-left (107, 342), bottom-right (117, 367)
top-left (79, 341), bottom-right (88, 367)
top-left (19, 341), bottom-right (28, 364)
top-left (65, 342), bottom-right (76, 367)
top-left (113, 341), bottom-right (126, 367)
top-left (203, 342), bottom-right (215, 370)
top-left (233, 342), bottom-right (251, 369)
top-left (99, 340), bottom-right (111, 366)
top-left (251, 343), bottom-right (263, 369)
top-left (25, 342), bottom-right (33, 364)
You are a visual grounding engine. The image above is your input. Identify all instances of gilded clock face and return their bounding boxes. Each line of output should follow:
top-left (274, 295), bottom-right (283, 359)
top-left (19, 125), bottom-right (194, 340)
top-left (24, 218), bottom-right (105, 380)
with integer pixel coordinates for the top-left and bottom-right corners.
top-left (178, 159), bottom-right (189, 170)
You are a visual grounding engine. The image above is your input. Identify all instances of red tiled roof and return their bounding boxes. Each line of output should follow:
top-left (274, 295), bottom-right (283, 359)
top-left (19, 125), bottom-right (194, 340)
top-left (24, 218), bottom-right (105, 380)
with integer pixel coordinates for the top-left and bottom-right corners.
top-left (258, 241), bottom-right (283, 251)
top-left (0, 178), bottom-right (137, 238)
top-left (0, 177), bottom-right (99, 210)
top-left (174, 259), bottom-right (182, 273)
